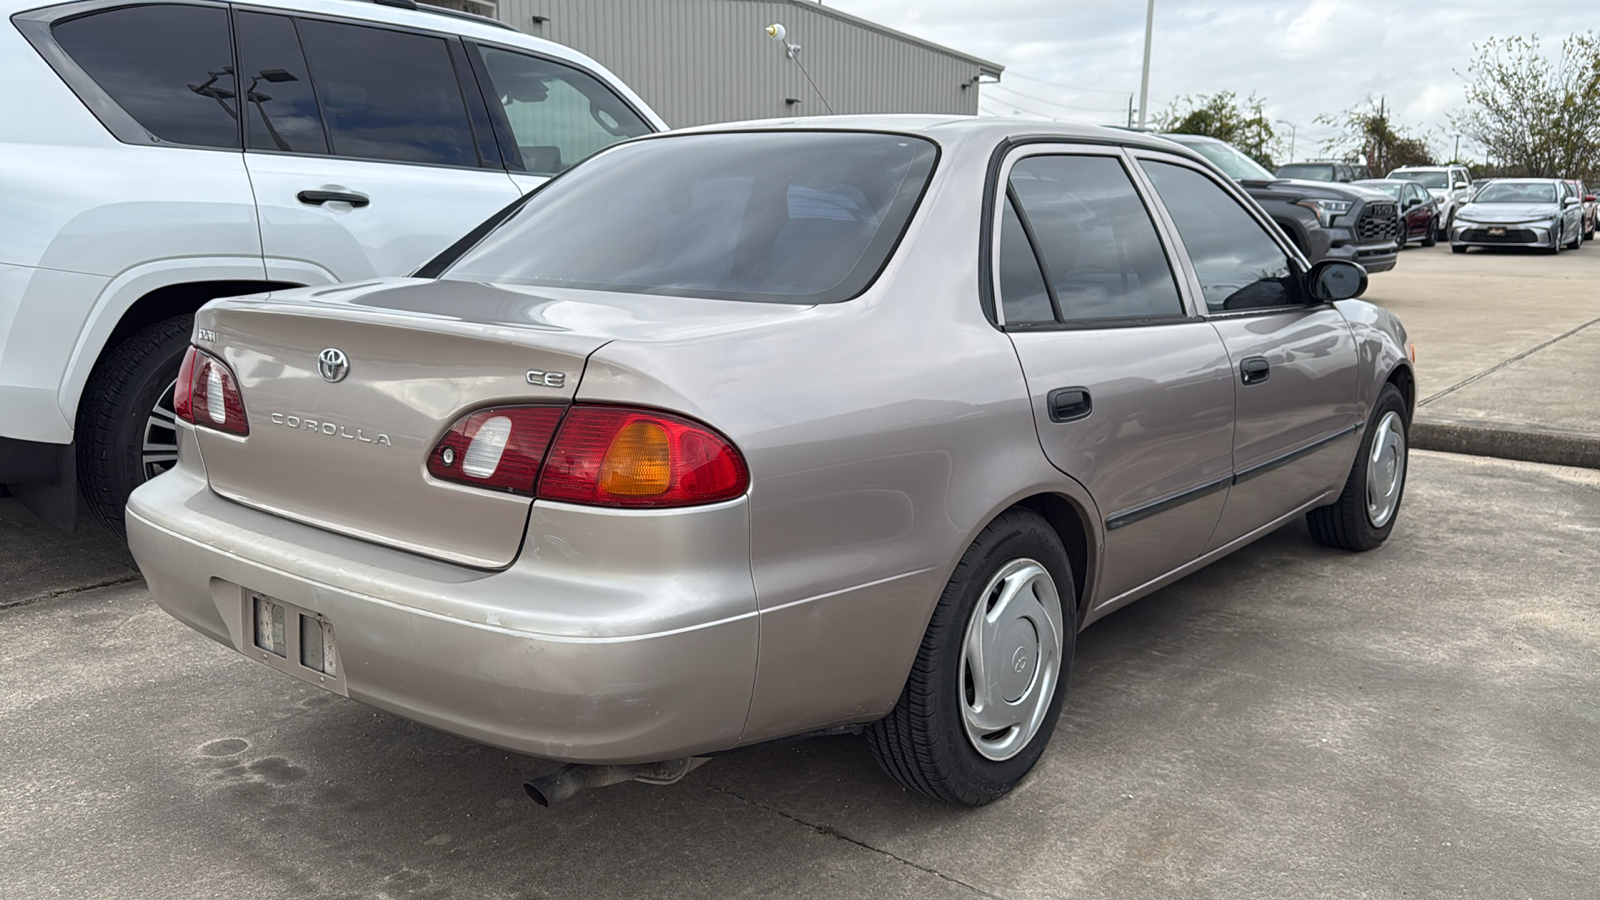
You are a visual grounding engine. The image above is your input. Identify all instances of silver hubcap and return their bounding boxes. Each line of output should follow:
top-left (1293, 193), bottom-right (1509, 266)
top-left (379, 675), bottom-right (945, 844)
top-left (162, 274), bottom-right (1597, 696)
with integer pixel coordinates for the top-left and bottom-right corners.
top-left (1365, 410), bottom-right (1406, 529)
top-left (142, 378), bottom-right (180, 482)
top-left (960, 558), bottom-right (1064, 761)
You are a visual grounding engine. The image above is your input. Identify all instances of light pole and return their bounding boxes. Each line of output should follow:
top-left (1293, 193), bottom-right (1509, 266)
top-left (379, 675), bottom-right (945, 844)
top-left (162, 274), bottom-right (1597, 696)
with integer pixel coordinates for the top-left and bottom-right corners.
top-left (1275, 119), bottom-right (1297, 163)
top-left (1136, 0), bottom-right (1155, 128)
top-left (1451, 131), bottom-right (1462, 163)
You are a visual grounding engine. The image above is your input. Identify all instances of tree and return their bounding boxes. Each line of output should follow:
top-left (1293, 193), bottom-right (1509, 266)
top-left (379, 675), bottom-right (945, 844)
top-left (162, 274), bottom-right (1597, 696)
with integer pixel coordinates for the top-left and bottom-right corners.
top-left (1155, 91), bottom-right (1279, 169)
top-left (1316, 98), bottom-right (1435, 176)
top-left (1454, 32), bottom-right (1600, 183)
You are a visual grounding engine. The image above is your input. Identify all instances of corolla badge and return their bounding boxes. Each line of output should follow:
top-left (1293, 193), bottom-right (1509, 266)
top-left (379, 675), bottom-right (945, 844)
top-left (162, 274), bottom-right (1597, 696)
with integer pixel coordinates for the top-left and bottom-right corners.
top-left (317, 348), bottom-right (350, 383)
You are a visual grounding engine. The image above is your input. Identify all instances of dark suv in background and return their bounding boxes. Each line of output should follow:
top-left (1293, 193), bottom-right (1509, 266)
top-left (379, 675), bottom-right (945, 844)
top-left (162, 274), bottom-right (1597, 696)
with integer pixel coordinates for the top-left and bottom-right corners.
top-left (1163, 134), bottom-right (1399, 273)
top-left (1275, 161), bottom-right (1373, 182)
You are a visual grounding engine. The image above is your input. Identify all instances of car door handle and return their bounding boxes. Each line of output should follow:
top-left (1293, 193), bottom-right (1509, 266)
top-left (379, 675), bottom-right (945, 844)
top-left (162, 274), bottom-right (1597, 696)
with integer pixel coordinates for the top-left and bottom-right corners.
top-left (297, 190), bottom-right (370, 208)
top-left (1047, 387), bottom-right (1092, 422)
top-left (1240, 357), bottom-right (1271, 385)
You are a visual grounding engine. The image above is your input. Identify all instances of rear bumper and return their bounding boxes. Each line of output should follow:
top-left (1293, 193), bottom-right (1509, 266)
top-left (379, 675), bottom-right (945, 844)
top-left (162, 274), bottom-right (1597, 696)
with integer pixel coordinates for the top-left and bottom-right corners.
top-left (127, 461), bottom-right (760, 764)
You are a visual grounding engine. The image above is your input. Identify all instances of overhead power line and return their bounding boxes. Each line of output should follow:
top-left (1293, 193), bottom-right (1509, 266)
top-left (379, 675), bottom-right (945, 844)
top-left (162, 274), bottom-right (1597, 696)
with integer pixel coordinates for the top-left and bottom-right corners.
top-left (1005, 70), bottom-right (1133, 95)
top-left (985, 83), bottom-right (1128, 114)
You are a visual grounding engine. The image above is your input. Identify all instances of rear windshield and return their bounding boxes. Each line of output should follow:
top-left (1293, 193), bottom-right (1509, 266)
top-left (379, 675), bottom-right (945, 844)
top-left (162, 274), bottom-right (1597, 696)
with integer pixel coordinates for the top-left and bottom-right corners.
top-left (440, 131), bottom-right (938, 303)
top-left (1474, 182), bottom-right (1556, 203)
top-left (1360, 182), bottom-right (1403, 199)
top-left (1397, 171), bottom-right (1448, 188)
top-left (1276, 164), bottom-right (1336, 181)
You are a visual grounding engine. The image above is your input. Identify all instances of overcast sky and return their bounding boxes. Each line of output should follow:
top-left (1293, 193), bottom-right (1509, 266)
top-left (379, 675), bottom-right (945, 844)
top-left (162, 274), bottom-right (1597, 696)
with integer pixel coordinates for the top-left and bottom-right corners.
top-left (826, 0), bottom-right (1595, 163)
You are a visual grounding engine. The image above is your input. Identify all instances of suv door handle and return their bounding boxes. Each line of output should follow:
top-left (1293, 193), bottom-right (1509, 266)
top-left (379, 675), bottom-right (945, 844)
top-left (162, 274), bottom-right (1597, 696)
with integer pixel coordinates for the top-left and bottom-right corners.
top-left (1047, 387), bottom-right (1092, 422)
top-left (1240, 357), bottom-right (1270, 385)
top-left (297, 190), bottom-right (370, 208)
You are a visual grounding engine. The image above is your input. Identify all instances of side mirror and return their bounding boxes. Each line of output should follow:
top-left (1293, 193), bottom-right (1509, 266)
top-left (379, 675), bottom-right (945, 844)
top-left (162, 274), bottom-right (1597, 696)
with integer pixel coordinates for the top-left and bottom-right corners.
top-left (1307, 259), bottom-right (1368, 303)
top-left (1404, 198), bottom-right (1420, 209)
top-left (1586, 195), bottom-right (1597, 203)
top-left (1563, 196), bottom-right (1581, 207)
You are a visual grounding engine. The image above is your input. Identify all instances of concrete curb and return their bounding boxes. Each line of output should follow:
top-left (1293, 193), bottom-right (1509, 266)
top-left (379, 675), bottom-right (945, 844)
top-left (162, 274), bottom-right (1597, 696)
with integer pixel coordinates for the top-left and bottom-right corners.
top-left (1412, 415), bottom-right (1600, 470)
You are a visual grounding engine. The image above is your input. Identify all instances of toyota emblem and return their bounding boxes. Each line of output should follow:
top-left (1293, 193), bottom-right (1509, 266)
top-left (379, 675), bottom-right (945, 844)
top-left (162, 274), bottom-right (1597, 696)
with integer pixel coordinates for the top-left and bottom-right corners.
top-left (317, 348), bottom-right (350, 383)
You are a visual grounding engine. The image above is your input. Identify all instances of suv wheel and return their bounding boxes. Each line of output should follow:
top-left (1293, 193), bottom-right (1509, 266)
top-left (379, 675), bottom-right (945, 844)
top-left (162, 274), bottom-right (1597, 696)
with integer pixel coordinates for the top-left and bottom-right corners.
top-left (76, 316), bottom-right (192, 537)
top-left (866, 508), bottom-right (1074, 806)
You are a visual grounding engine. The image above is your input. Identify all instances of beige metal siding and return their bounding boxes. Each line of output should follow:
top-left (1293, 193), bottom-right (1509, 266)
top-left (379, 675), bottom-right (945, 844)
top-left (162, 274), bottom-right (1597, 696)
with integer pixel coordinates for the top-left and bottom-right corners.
top-left (495, 0), bottom-right (997, 127)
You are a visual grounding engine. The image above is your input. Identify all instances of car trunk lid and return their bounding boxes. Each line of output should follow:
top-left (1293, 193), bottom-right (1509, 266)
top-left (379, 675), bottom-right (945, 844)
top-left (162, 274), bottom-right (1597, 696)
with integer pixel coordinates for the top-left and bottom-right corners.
top-left (191, 278), bottom-right (803, 568)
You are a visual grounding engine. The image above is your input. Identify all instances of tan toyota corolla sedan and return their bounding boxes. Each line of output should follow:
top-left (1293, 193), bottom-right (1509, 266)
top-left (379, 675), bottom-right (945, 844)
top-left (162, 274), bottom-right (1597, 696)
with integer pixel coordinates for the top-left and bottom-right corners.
top-left (128, 117), bottom-right (1415, 807)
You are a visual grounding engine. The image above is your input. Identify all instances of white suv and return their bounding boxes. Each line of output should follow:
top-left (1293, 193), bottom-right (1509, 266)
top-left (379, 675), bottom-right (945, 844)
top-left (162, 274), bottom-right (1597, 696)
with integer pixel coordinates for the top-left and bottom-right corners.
top-left (1, 0), bottom-right (664, 533)
top-left (1388, 165), bottom-right (1474, 240)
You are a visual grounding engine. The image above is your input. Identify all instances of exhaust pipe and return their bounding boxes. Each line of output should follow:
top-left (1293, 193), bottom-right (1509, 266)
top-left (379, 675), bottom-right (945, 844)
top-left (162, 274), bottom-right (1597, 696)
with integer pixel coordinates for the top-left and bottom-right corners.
top-left (524, 757), bottom-right (707, 807)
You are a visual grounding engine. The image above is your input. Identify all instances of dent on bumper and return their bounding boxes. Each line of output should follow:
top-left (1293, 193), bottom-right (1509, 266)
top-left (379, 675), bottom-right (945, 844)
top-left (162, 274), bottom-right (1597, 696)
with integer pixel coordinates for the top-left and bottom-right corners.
top-left (127, 467), bottom-right (760, 764)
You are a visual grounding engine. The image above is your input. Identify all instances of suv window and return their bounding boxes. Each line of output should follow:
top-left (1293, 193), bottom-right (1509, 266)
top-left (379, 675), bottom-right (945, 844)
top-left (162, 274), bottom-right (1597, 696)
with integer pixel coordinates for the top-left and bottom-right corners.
top-left (1004, 155), bottom-right (1183, 323)
top-left (52, 4), bottom-right (238, 148)
top-left (441, 131), bottom-right (936, 303)
top-left (1141, 160), bottom-right (1300, 312)
top-left (476, 47), bottom-right (651, 175)
top-left (295, 19), bottom-right (478, 166)
top-left (235, 12), bottom-right (327, 154)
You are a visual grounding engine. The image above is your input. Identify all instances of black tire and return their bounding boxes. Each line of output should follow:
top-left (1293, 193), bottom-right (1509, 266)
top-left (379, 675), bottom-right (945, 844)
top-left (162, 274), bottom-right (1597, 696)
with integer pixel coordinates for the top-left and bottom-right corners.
top-left (76, 316), bottom-right (193, 537)
top-left (1451, 244), bottom-right (1467, 254)
top-left (1568, 222), bottom-right (1582, 250)
top-left (866, 508), bottom-right (1075, 806)
top-left (1548, 226), bottom-right (1563, 254)
top-left (1307, 383), bottom-right (1409, 552)
top-left (1421, 217), bottom-right (1438, 247)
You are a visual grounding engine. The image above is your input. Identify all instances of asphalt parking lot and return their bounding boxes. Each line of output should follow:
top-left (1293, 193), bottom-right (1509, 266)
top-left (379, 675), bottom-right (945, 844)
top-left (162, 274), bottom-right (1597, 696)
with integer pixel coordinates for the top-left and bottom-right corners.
top-left (3, 245), bottom-right (1599, 899)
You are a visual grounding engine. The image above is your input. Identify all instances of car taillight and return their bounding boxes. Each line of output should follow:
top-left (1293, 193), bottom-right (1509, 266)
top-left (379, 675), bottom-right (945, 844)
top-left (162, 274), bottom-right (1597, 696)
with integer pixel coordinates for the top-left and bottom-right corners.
top-left (173, 346), bottom-right (198, 422)
top-left (537, 406), bottom-right (749, 508)
top-left (175, 347), bottom-right (248, 436)
top-left (427, 406), bottom-right (565, 494)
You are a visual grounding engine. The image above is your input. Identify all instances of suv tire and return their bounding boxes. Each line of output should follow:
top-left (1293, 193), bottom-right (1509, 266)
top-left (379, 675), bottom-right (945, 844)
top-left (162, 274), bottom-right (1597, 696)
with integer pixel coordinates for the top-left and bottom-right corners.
top-left (867, 508), bottom-right (1074, 806)
top-left (76, 316), bottom-right (192, 537)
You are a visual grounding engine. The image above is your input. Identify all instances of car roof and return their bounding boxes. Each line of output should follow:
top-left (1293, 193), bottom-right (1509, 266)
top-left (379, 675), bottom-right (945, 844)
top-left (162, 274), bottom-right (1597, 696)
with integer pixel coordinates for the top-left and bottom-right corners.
top-left (657, 115), bottom-right (1218, 162)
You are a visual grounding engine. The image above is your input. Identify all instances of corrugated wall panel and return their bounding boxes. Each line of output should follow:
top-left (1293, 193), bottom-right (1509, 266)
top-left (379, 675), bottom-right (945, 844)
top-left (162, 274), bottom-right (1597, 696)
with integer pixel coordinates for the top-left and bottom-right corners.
top-left (496, 0), bottom-right (992, 127)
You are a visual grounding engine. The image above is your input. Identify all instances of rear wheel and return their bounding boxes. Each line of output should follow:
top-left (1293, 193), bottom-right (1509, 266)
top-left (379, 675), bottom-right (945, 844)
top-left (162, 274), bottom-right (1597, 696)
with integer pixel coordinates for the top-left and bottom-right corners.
top-left (1307, 383), bottom-right (1408, 552)
top-left (76, 316), bottom-right (192, 537)
top-left (867, 508), bottom-right (1074, 806)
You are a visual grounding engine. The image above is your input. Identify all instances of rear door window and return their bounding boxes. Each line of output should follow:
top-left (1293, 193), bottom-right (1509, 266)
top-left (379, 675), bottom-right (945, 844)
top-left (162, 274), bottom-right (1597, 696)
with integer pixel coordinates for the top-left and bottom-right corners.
top-left (295, 19), bottom-right (479, 166)
top-left (234, 12), bottom-right (327, 154)
top-left (51, 4), bottom-right (238, 148)
top-left (475, 47), bottom-right (652, 175)
top-left (1002, 155), bottom-right (1184, 324)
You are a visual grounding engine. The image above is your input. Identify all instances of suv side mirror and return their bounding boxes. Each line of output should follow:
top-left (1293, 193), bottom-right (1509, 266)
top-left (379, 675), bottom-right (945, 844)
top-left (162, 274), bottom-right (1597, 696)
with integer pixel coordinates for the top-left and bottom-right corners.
top-left (1307, 260), bottom-right (1368, 302)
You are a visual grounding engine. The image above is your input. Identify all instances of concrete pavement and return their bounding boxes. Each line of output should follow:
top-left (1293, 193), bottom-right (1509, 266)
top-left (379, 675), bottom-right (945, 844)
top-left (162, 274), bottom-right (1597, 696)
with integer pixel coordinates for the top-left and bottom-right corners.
top-left (1363, 242), bottom-right (1600, 467)
top-left (4, 450), bottom-right (1598, 899)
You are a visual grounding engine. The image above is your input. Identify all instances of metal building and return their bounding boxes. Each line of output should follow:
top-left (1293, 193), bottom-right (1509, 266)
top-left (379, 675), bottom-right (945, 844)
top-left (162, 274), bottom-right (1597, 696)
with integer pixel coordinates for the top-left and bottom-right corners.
top-left (466, 0), bottom-right (1003, 126)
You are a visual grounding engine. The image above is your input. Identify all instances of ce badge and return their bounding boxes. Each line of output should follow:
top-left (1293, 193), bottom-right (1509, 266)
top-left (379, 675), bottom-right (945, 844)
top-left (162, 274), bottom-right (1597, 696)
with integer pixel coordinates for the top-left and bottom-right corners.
top-left (317, 348), bottom-right (350, 383)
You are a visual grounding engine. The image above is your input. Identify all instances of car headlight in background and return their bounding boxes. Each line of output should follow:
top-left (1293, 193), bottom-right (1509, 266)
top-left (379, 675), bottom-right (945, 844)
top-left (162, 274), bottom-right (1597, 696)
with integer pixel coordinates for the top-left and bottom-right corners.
top-left (1294, 198), bottom-right (1353, 227)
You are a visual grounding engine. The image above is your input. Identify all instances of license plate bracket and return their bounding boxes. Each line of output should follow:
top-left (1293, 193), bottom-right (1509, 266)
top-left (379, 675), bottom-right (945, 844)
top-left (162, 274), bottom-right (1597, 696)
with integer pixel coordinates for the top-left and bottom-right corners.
top-left (1488, 227), bottom-right (1506, 236)
top-left (246, 592), bottom-right (348, 696)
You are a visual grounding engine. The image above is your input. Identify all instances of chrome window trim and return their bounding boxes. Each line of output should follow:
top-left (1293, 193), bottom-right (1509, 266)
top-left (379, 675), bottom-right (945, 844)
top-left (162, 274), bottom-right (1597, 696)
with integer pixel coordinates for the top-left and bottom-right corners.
top-left (987, 141), bottom-right (1202, 327)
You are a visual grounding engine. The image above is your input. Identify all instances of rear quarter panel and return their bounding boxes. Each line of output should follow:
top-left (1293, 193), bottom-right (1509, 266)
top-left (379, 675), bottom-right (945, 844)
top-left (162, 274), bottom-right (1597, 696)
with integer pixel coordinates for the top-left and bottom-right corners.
top-left (576, 132), bottom-right (1101, 744)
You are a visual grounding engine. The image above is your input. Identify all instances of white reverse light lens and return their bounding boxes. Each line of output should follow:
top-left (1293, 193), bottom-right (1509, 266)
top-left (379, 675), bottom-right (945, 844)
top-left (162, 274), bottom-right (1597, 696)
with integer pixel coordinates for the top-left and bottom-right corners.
top-left (206, 362), bottom-right (226, 424)
top-left (462, 415), bottom-right (512, 479)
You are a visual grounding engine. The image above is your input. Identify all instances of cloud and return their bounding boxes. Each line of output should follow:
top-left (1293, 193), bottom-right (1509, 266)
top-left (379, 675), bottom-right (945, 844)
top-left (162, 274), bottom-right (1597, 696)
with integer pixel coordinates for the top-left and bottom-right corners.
top-left (827, 0), bottom-right (1596, 162)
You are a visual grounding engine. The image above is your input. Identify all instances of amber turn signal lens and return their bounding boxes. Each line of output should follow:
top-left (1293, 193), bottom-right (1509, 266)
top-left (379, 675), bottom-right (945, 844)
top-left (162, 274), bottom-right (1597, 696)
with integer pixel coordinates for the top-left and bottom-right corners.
top-left (598, 421), bottom-right (672, 496)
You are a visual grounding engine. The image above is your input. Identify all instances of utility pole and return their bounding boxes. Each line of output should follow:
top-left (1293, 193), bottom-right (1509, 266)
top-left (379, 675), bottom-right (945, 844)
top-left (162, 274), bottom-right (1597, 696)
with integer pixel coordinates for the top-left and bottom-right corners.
top-left (1452, 131), bottom-right (1462, 163)
top-left (1127, 94), bottom-right (1134, 128)
top-left (1137, 0), bottom-right (1155, 129)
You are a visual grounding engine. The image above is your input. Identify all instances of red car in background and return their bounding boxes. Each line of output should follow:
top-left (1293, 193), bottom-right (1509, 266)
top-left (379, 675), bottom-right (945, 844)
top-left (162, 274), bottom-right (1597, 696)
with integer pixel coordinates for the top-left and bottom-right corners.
top-left (1565, 180), bottom-right (1597, 240)
top-left (1356, 179), bottom-right (1440, 248)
